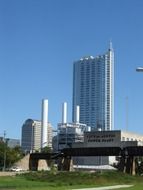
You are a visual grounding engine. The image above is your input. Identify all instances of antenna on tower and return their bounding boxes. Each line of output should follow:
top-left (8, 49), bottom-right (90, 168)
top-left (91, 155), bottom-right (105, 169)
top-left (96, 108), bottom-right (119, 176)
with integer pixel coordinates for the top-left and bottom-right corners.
top-left (109, 39), bottom-right (113, 50)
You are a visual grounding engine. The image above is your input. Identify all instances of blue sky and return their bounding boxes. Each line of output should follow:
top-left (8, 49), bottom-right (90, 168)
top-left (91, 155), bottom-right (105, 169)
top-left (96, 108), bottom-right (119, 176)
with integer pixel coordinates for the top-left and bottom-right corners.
top-left (0, 0), bottom-right (143, 139)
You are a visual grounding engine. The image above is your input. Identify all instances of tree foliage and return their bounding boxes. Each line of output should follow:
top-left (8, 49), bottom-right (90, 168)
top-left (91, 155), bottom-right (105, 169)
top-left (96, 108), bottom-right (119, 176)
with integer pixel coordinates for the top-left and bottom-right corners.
top-left (0, 141), bottom-right (24, 169)
top-left (41, 146), bottom-right (52, 153)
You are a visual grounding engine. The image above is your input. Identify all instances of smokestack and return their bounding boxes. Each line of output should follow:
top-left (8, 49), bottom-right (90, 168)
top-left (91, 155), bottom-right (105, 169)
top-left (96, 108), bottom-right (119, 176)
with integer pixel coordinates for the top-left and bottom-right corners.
top-left (41, 99), bottom-right (48, 148)
top-left (62, 102), bottom-right (67, 123)
top-left (76, 105), bottom-right (80, 123)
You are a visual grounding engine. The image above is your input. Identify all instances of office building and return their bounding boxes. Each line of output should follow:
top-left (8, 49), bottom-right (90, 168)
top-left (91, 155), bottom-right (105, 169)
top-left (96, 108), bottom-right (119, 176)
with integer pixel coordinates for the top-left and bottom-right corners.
top-left (72, 43), bottom-right (114, 131)
top-left (21, 119), bottom-right (52, 153)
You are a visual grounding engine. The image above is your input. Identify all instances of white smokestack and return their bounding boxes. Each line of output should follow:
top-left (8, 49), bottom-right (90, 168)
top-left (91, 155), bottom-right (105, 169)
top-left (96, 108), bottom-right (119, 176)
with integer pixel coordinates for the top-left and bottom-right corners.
top-left (62, 102), bottom-right (67, 123)
top-left (76, 105), bottom-right (80, 123)
top-left (41, 99), bottom-right (48, 148)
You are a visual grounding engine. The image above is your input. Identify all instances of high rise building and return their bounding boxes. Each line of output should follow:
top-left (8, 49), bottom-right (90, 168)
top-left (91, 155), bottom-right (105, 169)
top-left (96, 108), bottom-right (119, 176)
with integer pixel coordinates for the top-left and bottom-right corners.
top-left (21, 119), bottom-right (53, 152)
top-left (72, 43), bottom-right (114, 131)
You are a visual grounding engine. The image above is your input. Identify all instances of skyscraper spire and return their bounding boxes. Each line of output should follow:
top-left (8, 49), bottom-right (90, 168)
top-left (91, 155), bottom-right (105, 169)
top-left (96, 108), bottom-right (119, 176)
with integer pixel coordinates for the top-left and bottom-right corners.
top-left (109, 40), bottom-right (113, 51)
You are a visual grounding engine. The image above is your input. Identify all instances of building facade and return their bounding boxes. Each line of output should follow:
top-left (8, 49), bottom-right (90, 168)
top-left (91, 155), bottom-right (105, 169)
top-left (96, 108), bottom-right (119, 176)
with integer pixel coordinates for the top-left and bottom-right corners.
top-left (21, 119), bottom-right (52, 152)
top-left (72, 130), bottom-right (143, 166)
top-left (80, 130), bottom-right (143, 148)
top-left (72, 44), bottom-right (114, 131)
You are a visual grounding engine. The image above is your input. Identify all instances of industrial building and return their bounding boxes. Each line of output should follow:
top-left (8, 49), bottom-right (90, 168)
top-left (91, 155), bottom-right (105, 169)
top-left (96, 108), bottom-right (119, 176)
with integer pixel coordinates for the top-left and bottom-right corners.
top-left (72, 130), bottom-right (143, 166)
top-left (72, 43), bottom-right (114, 131)
top-left (72, 130), bottom-right (143, 149)
top-left (56, 102), bottom-right (90, 151)
top-left (57, 108), bottom-right (143, 166)
top-left (58, 122), bottom-right (87, 150)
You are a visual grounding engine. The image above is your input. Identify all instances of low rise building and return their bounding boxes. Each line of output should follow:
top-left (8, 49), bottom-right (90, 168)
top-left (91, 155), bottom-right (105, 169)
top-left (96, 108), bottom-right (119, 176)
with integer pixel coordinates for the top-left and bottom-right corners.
top-left (7, 138), bottom-right (20, 148)
top-left (72, 130), bottom-right (143, 166)
top-left (0, 137), bottom-right (20, 148)
top-left (80, 130), bottom-right (143, 148)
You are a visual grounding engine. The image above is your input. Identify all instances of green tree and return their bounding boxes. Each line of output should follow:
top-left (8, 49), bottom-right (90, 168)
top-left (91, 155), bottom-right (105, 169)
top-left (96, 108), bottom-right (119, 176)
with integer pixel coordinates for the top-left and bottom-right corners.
top-left (41, 146), bottom-right (52, 153)
top-left (0, 141), bottom-right (5, 169)
top-left (0, 142), bottom-right (24, 169)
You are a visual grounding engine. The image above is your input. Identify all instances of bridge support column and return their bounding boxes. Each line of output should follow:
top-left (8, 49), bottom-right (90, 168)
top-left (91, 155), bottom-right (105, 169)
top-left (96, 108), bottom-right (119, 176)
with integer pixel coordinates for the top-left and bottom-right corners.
top-left (29, 158), bottom-right (38, 171)
top-left (125, 156), bottom-right (133, 174)
top-left (38, 159), bottom-right (49, 170)
top-left (131, 157), bottom-right (136, 175)
top-left (125, 156), bottom-right (136, 175)
top-left (63, 156), bottom-right (74, 171)
top-left (118, 156), bottom-right (126, 172)
top-left (57, 156), bottom-right (73, 171)
top-left (57, 157), bottom-right (64, 171)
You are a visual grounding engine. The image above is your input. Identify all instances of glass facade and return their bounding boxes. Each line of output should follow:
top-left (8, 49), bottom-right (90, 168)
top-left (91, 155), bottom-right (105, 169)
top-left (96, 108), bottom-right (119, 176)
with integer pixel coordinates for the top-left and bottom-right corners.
top-left (72, 46), bottom-right (114, 131)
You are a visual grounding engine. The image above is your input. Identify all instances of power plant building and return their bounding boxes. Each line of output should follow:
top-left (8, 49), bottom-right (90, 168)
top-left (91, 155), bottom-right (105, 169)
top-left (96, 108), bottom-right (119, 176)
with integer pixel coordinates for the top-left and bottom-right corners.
top-left (58, 122), bottom-right (88, 150)
top-left (72, 130), bottom-right (143, 166)
top-left (72, 44), bottom-right (114, 131)
top-left (57, 102), bottom-right (90, 151)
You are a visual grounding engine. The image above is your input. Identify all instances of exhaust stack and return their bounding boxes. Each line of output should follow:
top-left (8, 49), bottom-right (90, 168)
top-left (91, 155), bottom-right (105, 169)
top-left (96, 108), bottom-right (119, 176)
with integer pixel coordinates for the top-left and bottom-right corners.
top-left (41, 99), bottom-right (48, 148)
top-left (76, 105), bottom-right (80, 123)
top-left (62, 102), bottom-right (67, 123)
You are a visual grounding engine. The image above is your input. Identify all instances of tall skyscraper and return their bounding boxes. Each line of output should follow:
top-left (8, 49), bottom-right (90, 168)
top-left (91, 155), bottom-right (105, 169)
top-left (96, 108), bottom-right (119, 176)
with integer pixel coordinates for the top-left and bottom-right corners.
top-left (72, 43), bottom-right (114, 131)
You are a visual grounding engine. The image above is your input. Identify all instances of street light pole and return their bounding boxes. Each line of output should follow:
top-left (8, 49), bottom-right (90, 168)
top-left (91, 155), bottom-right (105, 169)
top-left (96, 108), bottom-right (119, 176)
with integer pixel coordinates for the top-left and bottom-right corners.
top-left (3, 131), bottom-right (6, 171)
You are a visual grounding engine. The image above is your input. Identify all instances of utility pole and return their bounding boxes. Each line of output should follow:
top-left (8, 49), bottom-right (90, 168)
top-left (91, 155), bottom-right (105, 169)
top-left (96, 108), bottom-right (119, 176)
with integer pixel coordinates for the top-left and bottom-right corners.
top-left (3, 131), bottom-right (6, 171)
